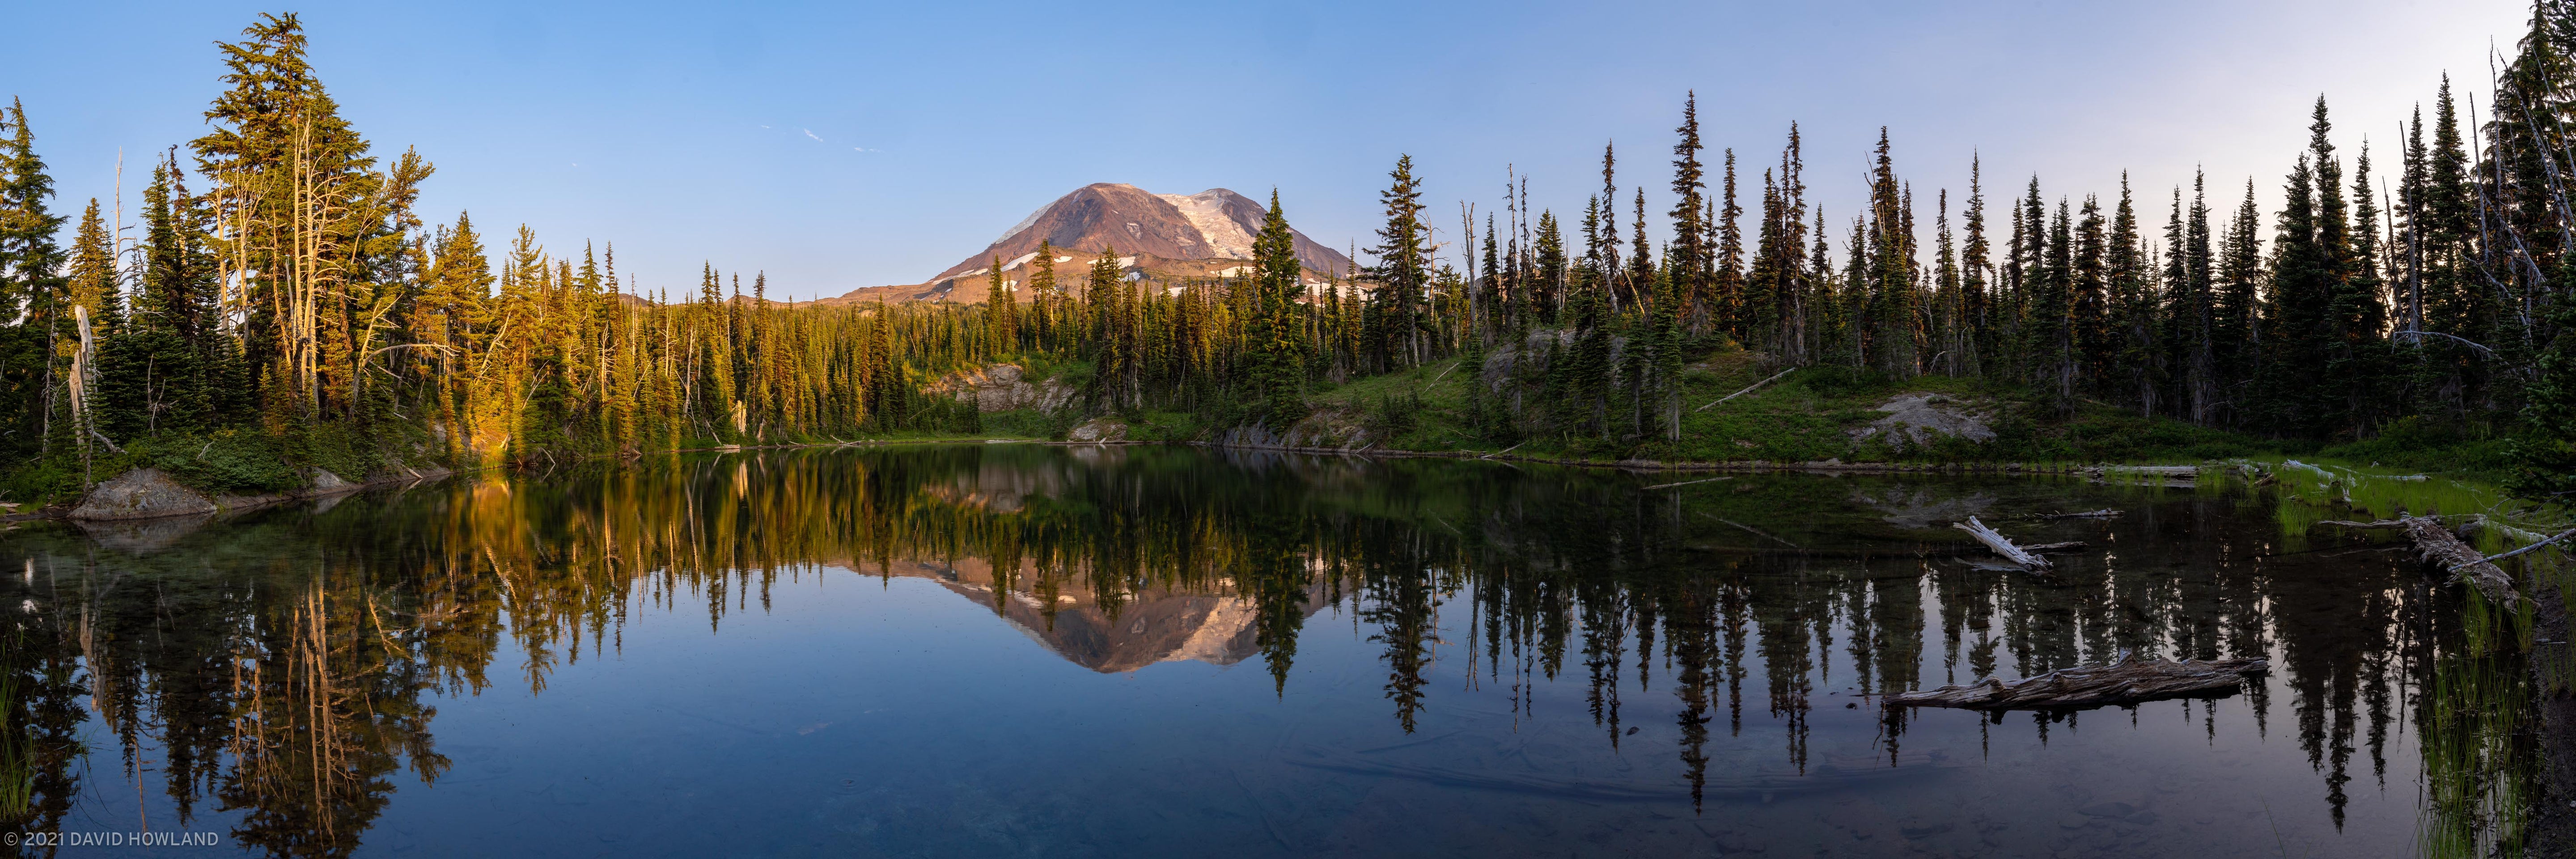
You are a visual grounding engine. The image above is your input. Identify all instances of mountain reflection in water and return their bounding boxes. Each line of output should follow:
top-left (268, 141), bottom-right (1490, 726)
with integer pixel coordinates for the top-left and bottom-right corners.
top-left (0, 444), bottom-right (2535, 858)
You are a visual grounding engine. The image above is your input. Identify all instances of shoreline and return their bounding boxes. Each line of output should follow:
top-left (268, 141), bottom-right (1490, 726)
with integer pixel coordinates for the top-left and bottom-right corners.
top-left (8, 434), bottom-right (2432, 524)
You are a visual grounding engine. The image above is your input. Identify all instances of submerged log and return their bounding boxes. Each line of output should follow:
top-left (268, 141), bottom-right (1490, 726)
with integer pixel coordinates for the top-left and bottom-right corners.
top-left (2029, 509), bottom-right (2120, 519)
top-left (1950, 516), bottom-right (2051, 570)
top-left (1887, 650), bottom-right (2268, 710)
top-left (2088, 465), bottom-right (2199, 476)
top-left (2083, 465), bottom-right (2199, 487)
top-left (2315, 515), bottom-right (2521, 606)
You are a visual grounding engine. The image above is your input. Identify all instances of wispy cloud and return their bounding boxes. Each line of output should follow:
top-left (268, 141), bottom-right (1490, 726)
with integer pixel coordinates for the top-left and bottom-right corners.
top-left (852, 147), bottom-right (879, 153)
top-left (801, 128), bottom-right (822, 142)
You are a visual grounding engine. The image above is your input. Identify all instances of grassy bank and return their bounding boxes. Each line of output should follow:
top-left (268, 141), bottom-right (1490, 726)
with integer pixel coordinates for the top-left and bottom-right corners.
top-left (4, 349), bottom-right (2525, 511)
top-left (908, 350), bottom-right (2526, 488)
top-left (977, 350), bottom-right (2518, 481)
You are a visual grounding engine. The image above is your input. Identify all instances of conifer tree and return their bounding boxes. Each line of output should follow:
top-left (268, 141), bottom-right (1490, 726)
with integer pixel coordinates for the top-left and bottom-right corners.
top-left (1597, 144), bottom-right (1622, 309)
top-left (2106, 177), bottom-right (2156, 413)
top-left (1861, 129), bottom-right (1917, 375)
top-left (2216, 180), bottom-right (2262, 424)
top-left (2513, 291), bottom-right (2576, 498)
top-left (1960, 157), bottom-right (1991, 377)
top-left (984, 255), bottom-right (1015, 354)
top-left (2036, 197), bottom-right (2076, 405)
top-left (1246, 191), bottom-right (1307, 427)
top-left (1713, 148), bottom-right (1746, 340)
top-left (1368, 155), bottom-right (1431, 370)
top-left (2072, 194), bottom-right (2109, 391)
top-left (0, 98), bottom-right (65, 459)
top-left (1533, 211), bottom-right (1565, 327)
top-left (1668, 95), bottom-right (1710, 332)
top-left (1029, 240), bottom-right (1059, 351)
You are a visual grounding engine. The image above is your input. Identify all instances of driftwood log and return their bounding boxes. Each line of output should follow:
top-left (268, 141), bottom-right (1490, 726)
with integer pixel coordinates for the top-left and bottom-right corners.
top-left (1699, 541), bottom-right (2086, 560)
top-left (1886, 650), bottom-right (2269, 710)
top-left (1951, 516), bottom-right (2051, 569)
top-left (1696, 367), bottom-right (1796, 412)
top-left (2029, 509), bottom-right (2120, 519)
top-left (2084, 465), bottom-right (2199, 488)
top-left (2086, 465), bottom-right (2199, 476)
top-left (2315, 515), bottom-right (2521, 606)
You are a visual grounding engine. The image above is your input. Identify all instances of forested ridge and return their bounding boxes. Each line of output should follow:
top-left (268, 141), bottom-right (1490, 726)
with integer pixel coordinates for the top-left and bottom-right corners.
top-left (0, 11), bottom-right (2571, 506)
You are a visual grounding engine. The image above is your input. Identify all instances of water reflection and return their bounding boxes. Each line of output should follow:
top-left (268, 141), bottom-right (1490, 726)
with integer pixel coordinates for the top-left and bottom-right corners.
top-left (0, 445), bottom-right (2544, 856)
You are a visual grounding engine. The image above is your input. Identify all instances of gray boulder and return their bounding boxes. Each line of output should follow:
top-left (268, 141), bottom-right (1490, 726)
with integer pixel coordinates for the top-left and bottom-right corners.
top-left (70, 468), bottom-right (218, 521)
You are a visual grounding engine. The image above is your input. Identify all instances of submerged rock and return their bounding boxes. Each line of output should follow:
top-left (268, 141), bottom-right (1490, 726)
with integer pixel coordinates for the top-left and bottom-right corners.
top-left (70, 468), bottom-right (218, 521)
top-left (73, 512), bottom-right (217, 552)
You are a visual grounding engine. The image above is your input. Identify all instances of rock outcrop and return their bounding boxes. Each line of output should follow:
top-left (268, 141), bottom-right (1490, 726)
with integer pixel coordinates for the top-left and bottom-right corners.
top-left (1066, 418), bottom-right (1128, 442)
top-left (69, 468), bottom-right (219, 520)
top-left (1848, 394), bottom-right (1997, 452)
top-left (309, 468), bottom-right (358, 494)
top-left (71, 464), bottom-right (452, 523)
top-left (1213, 406), bottom-right (1375, 451)
top-left (925, 364), bottom-right (1076, 412)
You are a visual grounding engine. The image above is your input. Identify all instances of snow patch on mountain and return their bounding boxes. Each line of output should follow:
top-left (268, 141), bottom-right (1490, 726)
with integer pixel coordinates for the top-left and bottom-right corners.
top-left (1158, 190), bottom-right (1257, 259)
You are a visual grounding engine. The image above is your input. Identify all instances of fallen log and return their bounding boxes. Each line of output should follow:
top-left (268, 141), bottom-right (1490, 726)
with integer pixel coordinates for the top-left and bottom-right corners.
top-left (2314, 515), bottom-right (2521, 606)
top-left (1886, 650), bottom-right (2268, 710)
top-left (1950, 516), bottom-right (2051, 569)
top-left (1954, 540), bottom-right (2087, 556)
top-left (2029, 509), bottom-right (2120, 519)
top-left (1695, 367), bottom-right (1796, 412)
top-left (2089, 465), bottom-right (2200, 476)
top-left (2461, 514), bottom-right (2559, 546)
top-left (1701, 541), bottom-right (2085, 559)
top-left (2280, 459), bottom-right (2335, 480)
top-left (2459, 526), bottom-right (2576, 570)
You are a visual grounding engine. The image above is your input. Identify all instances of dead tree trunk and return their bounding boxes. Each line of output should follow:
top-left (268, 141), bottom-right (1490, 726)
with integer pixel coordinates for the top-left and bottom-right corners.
top-left (1887, 650), bottom-right (2268, 710)
top-left (1951, 516), bottom-right (2051, 570)
top-left (2315, 515), bottom-right (2521, 606)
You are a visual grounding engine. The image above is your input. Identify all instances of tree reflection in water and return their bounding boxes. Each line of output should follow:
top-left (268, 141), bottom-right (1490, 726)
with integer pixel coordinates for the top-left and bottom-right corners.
top-left (0, 444), bottom-right (2546, 856)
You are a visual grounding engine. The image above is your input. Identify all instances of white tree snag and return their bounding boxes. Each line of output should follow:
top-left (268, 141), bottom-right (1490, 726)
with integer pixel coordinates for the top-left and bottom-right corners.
top-left (1695, 368), bottom-right (1796, 412)
top-left (2467, 527), bottom-right (2576, 568)
top-left (2316, 516), bottom-right (2521, 606)
top-left (2461, 514), bottom-right (2558, 546)
top-left (1951, 516), bottom-right (2051, 570)
top-left (1887, 650), bottom-right (2268, 710)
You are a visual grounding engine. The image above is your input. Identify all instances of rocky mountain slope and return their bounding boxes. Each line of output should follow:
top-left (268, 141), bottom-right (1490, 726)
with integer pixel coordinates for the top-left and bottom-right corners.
top-left (817, 183), bottom-right (1356, 306)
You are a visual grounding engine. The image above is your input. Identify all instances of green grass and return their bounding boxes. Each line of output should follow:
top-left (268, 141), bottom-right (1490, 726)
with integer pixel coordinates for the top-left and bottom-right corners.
top-left (1291, 349), bottom-right (2271, 466)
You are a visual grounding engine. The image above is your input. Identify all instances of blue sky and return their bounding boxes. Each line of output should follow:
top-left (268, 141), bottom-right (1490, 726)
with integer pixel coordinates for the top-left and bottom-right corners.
top-left (10, 0), bottom-right (2531, 301)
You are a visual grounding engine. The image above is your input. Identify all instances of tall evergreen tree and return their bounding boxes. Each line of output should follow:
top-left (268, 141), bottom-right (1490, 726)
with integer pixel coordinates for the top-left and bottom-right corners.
top-left (1668, 94), bottom-right (1711, 333)
top-left (1368, 155), bottom-right (1432, 370)
top-left (1246, 191), bottom-right (1308, 427)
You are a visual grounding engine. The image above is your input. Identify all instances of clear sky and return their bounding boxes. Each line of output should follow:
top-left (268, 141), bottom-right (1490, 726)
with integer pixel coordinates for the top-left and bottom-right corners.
top-left (9, 0), bottom-right (2534, 301)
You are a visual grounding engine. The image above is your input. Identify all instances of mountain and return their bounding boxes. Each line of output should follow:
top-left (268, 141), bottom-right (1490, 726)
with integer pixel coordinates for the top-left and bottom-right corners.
top-left (816, 183), bottom-right (1356, 305)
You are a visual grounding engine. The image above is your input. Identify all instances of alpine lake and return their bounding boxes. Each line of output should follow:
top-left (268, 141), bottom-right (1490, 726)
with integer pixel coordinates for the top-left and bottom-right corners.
top-left (0, 443), bottom-right (2558, 858)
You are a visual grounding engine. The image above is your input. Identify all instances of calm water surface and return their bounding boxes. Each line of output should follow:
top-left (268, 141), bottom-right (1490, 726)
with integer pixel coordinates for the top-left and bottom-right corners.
top-left (0, 445), bottom-right (2532, 857)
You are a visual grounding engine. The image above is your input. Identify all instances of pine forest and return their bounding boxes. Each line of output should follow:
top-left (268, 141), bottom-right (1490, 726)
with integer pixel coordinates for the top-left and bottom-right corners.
top-left (0, 11), bottom-right (2570, 507)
